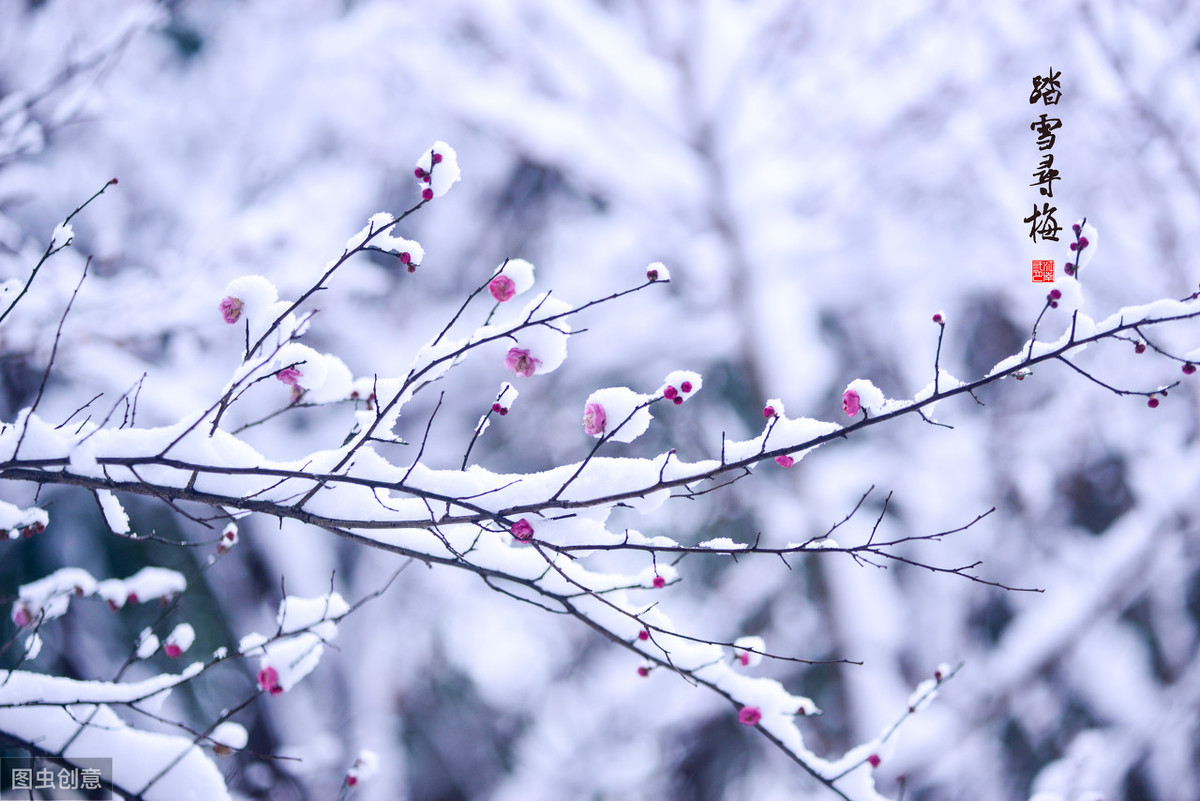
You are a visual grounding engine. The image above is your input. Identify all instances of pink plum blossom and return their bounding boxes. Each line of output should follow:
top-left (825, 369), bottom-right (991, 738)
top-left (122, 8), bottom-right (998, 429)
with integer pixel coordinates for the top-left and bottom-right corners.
top-left (652, 575), bottom-right (666, 589)
top-left (220, 296), bottom-right (243, 324)
top-left (583, 402), bottom-right (606, 436)
top-left (738, 706), bottom-right (762, 726)
top-left (277, 367), bottom-right (302, 387)
top-left (489, 275), bottom-right (516, 302)
top-left (257, 665), bottom-right (283, 695)
top-left (511, 519), bottom-right (534, 542)
top-left (842, 389), bottom-right (861, 417)
top-left (775, 455), bottom-right (794, 468)
top-left (164, 643), bottom-right (183, 658)
top-left (867, 754), bottom-right (881, 768)
top-left (505, 348), bottom-right (540, 377)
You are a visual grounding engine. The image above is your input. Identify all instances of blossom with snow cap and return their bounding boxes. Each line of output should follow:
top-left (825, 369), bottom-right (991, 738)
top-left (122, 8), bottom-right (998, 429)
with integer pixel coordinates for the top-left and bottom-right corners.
top-left (661, 370), bottom-right (701, 406)
top-left (775, 455), bottom-right (795, 468)
top-left (489, 258), bottom-right (535, 302)
top-left (738, 706), bottom-right (762, 726)
top-left (220, 296), bottom-right (244, 324)
top-left (842, 389), bottom-right (861, 417)
top-left (258, 664), bottom-right (283, 695)
top-left (489, 275), bottom-right (515, 302)
top-left (505, 348), bottom-right (540, 377)
top-left (414, 141), bottom-right (462, 200)
top-left (583, 402), bottom-right (607, 437)
top-left (277, 367), bottom-right (302, 387)
top-left (345, 750), bottom-right (379, 788)
top-left (164, 623), bottom-right (195, 658)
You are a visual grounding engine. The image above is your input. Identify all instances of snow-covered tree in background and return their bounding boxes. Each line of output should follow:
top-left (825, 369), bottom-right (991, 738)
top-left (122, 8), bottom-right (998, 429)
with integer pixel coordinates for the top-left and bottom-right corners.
top-left (3, 2), bottom-right (1200, 800)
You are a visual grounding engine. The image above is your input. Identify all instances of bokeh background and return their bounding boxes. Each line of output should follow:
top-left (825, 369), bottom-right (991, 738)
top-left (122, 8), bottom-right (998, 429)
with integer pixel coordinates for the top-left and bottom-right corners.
top-left (2, 2), bottom-right (1200, 799)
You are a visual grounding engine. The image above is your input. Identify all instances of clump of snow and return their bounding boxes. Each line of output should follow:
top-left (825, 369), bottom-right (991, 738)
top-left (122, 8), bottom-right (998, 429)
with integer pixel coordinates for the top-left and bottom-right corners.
top-left (97, 490), bottom-right (130, 534)
top-left (52, 222), bottom-right (73, 245)
top-left (137, 628), bottom-right (161, 659)
top-left (210, 722), bottom-right (248, 752)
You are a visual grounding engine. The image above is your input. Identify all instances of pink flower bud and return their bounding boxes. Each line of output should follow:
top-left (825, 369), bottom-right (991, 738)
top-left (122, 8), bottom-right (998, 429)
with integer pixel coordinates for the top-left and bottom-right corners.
top-left (1078, 236), bottom-right (1089, 248)
top-left (638, 630), bottom-right (650, 641)
top-left (775, 455), bottom-right (794, 468)
top-left (646, 268), bottom-right (659, 281)
top-left (432, 152), bottom-right (444, 164)
top-left (220, 297), bottom-right (244, 324)
top-left (489, 275), bottom-right (516, 302)
top-left (421, 188), bottom-right (434, 201)
top-left (1134, 342), bottom-right (1146, 354)
top-left (663, 386), bottom-right (678, 400)
top-left (511, 519), bottom-right (534, 542)
top-left (867, 754), bottom-right (881, 768)
top-left (763, 405), bottom-right (776, 418)
top-left (1049, 288), bottom-right (1062, 300)
top-left (165, 643), bottom-right (183, 658)
top-left (652, 575), bottom-right (666, 589)
top-left (932, 312), bottom-right (944, 324)
top-left (842, 389), bottom-right (861, 417)
top-left (1065, 263), bottom-right (1075, 276)
top-left (345, 775), bottom-right (358, 787)
top-left (399, 252), bottom-right (411, 264)
top-left (738, 706), bottom-right (762, 726)
top-left (11, 604), bottom-right (31, 628)
top-left (637, 666), bottom-right (651, 677)
top-left (739, 653), bottom-right (750, 666)
top-left (1148, 396), bottom-right (1160, 408)
top-left (277, 367), bottom-right (302, 387)
top-left (414, 168), bottom-right (427, 179)
top-left (505, 348), bottom-right (540, 377)
top-left (583, 402), bottom-right (607, 436)
top-left (680, 381), bottom-right (693, 393)
top-left (1184, 364), bottom-right (1196, 375)
top-left (257, 665), bottom-right (283, 695)
top-left (672, 396), bottom-right (683, 405)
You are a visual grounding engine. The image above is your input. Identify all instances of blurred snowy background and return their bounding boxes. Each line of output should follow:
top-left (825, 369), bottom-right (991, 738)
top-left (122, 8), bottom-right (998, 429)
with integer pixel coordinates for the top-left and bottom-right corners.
top-left (2, 1), bottom-right (1200, 799)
